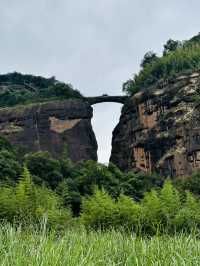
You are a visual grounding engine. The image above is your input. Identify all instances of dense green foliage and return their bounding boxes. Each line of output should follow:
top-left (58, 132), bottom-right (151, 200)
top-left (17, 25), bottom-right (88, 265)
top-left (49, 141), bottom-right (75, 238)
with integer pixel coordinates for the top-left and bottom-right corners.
top-left (0, 72), bottom-right (83, 107)
top-left (0, 225), bottom-right (200, 265)
top-left (1, 136), bottom-right (200, 234)
top-left (0, 166), bottom-right (72, 228)
top-left (81, 181), bottom-right (200, 234)
top-left (123, 33), bottom-right (200, 95)
top-left (0, 137), bottom-right (21, 184)
top-left (16, 149), bottom-right (163, 214)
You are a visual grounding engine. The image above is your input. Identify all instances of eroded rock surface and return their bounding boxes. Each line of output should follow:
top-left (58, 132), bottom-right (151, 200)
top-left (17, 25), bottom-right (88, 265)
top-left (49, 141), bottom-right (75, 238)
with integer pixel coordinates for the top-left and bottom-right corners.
top-left (0, 100), bottom-right (97, 161)
top-left (110, 71), bottom-right (200, 177)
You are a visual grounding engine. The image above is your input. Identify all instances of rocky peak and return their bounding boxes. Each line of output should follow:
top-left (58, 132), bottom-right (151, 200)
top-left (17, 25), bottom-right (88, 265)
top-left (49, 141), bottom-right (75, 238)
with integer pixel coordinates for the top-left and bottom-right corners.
top-left (110, 71), bottom-right (200, 177)
top-left (0, 100), bottom-right (97, 162)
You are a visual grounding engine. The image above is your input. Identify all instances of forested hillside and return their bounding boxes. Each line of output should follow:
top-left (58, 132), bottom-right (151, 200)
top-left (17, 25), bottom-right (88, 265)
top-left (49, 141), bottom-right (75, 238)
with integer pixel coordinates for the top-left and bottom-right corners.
top-left (0, 72), bottom-right (83, 107)
top-left (123, 33), bottom-right (200, 95)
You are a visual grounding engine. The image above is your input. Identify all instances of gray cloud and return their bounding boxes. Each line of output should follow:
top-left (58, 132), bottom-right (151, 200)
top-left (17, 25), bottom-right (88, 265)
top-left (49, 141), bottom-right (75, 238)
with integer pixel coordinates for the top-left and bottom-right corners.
top-left (0, 0), bottom-right (200, 162)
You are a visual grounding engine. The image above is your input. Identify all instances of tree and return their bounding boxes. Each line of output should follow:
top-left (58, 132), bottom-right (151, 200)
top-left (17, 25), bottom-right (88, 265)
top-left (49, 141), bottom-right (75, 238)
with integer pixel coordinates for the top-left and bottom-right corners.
top-left (120, 171), bottom-right (163, 201)
top-left (159, 181), bottom-right (181, 227)
top-left (16, 166), bottom-right (37, 219)
top-left (80, 188), bottom-right (117, 229)
top-left (0, 136), bottom-right (14, 152)
top-left (175, 171), bottom-right (200, 195)
top-left (77, 160), bottom-right (120, 197)
top-left (0, 149), bottom-right (21, 184)
top-left (140, 51), bottom-right (158, 68)
top-left (163, 39), bottom-right (181, 55)
top-left (25, 151), bottom-right (63, 189)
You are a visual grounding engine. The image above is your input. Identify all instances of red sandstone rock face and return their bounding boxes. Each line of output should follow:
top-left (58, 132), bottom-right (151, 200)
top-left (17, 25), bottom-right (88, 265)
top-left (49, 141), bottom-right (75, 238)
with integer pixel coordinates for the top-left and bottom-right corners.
top-left (110, 71), bottom-right (200, 177)
top-left (0, 100), bottom-right (97, 162)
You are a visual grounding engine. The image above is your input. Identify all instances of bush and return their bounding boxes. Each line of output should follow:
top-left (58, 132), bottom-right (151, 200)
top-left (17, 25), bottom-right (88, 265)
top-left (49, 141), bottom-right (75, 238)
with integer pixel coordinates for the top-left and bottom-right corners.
top-left (81, 181), bottom-right (200, 234)
top-left (0, 186), bottom-right (16, 222)
top-left (141, 190), bottom-right (162, 234)
top-left (120, 171), bottom-right (163, 201)
top-left (115, 194), bottom-right (141, 230)
top-left (141, 181), bottom-right (181, 234)
top-left (25, 152), bottom-right (63, 189)
top-left (81, 189), bottom-right (142, 231)
top-left (173, 192), bottom-right (200, 231)
top-left (0, 167), bottom-right (72, 229)
top-left (81, 189), bottom-right (117, 229)
top-left (0, 137), bottom-right (21, 184)
top-left (159, 181), bottom-right (181, 226)
top-left (0, 149), bottom-right (21, 184)
top-left (175, 172), bottom-right (200, 195)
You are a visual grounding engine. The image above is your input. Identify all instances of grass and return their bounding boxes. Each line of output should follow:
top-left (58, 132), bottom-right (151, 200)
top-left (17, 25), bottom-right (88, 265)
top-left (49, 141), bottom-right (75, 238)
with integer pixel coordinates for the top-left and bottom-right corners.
top-left (0, 224), bottom-right (200, 265)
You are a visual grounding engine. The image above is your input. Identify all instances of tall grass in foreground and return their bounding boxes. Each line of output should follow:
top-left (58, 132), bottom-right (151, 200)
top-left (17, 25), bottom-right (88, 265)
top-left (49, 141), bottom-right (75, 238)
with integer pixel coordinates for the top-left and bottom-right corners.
top-left (0, 224), bottom-right (200, 265)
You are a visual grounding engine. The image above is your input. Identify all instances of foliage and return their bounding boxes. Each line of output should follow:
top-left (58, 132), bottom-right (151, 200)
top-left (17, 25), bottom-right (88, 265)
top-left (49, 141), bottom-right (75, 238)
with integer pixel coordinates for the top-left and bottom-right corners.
top-left (173, 192), bottom-right (200, 231)
top-left (25, 151), bottom-right (63, 189)
top-left (163, 39), bottom-right (181, 55)
top-left (0, 225), bottom-right (200, 265)
top-left (0, 72), bottom-right (83, 108)
top-left (81, 181), bottom-right (200, 234)
top-left (0, 166), bottom-right (72, 228)
top-left (81, 189), bottom-right (117, 229)
top-left (140, 51), bottom-right (158, 68)
top-left (0, 136), bottom-right (14, 152)
top-left (120, 170), bottom-right (164, 201)
top-left (0, 149), bottom-right (21, 184)
top-left (63, 160), bottom-right (163, 214)
top-left (1, 138), bottom-right (200, 233)
top-left (174, 171), bottom-right (200, 195)
top-left (123, 33), bottom-right (200, 95)
top-left (0, 137), bottom-right (21, 184)
top-left (0, 137), bottom-right (168, 217)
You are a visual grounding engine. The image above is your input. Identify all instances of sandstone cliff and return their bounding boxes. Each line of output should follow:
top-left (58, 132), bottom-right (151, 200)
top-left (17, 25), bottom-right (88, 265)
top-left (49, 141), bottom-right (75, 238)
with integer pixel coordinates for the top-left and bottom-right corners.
top-left (110, 71), bottom-right (200, 177)
top-left (0, 100), bottom-right (97, 161)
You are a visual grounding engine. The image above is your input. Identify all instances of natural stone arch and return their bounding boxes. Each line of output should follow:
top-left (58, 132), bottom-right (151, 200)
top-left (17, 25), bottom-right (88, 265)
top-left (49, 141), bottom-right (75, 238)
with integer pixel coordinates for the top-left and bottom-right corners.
top-left (85, 95), bottom-right (128, 105)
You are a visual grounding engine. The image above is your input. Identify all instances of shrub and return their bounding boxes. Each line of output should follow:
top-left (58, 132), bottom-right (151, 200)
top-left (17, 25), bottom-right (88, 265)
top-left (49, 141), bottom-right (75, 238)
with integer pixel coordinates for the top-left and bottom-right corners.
top-left (173, 192), bottom-right (200, 232)
top-left (0, 186), bottom-right (16, 222)
top-left (141, 190), bottom-right (162, 234)
top-left (25, 151), bottom-right (63, 189)
top-left (115, 194), bottom-right (141, 230)
top-left (0, 149), bottom-right (21, 184)
top-left (81, 189), bottom-right (117, 229)
top-left (16, 166), bottom-right (37, 219)
top-left (176, 172), bottom-right (200, 195)
top-left (81, 189), bottom-right (142, 231)
top-left (0, 167), bottom-right (72, 228)
top-left (159, 181), bottom-right (181, 226)
top-left (120, 171), bottom-right (163, 201)
top-left (80, 181), bottom-right (200, 234)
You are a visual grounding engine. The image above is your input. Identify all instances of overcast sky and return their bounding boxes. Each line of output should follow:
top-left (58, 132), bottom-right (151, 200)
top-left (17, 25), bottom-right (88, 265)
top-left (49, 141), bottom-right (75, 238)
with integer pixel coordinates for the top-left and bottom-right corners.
top-left (0, 0), bottom-right (200, 162)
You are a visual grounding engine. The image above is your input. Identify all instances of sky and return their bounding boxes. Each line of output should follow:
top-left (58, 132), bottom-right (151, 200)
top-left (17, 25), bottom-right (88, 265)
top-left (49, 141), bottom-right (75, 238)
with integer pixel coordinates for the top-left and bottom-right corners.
top-left (0, 0), bottom-right (200, 162)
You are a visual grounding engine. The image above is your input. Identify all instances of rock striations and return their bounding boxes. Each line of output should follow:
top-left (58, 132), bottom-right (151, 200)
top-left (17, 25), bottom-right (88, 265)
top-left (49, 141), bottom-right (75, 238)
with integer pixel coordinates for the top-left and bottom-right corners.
top-left (0, 100), bottom-right (97, 162)
top-left (110, 71), bottom-right (200, 177)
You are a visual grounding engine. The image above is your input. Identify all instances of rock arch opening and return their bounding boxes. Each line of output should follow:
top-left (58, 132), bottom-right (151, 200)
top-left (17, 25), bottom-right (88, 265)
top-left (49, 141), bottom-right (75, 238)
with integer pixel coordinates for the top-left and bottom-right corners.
top-left (91, 102), bottom-right (123, 164)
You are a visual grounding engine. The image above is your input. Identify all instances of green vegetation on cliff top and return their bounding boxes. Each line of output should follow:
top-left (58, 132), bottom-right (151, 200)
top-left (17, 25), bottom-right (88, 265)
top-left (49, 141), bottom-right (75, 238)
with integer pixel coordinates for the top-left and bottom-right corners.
top-left (123, 33), bottom-right (200, 95)
top-left (0, 72), bottom-right (83, 108)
